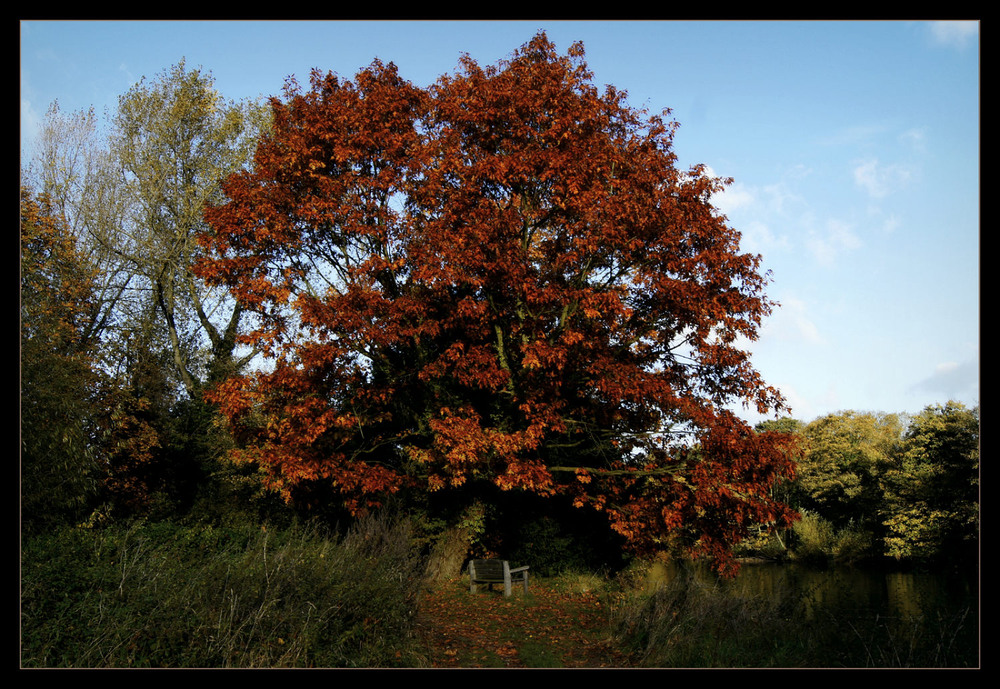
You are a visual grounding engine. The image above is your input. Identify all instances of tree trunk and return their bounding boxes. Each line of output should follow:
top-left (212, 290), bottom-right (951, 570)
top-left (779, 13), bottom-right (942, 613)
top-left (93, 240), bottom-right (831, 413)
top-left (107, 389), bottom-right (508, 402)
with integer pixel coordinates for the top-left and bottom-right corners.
top-left (423, 522), bottom-right (473, 585)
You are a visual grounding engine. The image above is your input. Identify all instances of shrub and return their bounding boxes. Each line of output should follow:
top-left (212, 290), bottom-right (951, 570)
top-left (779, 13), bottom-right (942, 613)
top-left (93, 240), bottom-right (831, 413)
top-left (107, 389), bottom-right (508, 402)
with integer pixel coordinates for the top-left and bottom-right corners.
top-left (790, 511), bottom-right (875, 565)
top-left (832, 524), bottom-right (874, 565)
top-left (791, 510), bottom-right (835, 563)
top-left (21, 514), bottom-right (425, 668)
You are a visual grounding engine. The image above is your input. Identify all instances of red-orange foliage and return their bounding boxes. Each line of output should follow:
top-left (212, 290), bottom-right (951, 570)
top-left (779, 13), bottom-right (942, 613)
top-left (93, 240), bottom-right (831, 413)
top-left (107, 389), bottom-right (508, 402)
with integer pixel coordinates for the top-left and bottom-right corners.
top-left (197, 33), bottom-right (798, 574)
top-left (20, 186), bottom-right (97, 356)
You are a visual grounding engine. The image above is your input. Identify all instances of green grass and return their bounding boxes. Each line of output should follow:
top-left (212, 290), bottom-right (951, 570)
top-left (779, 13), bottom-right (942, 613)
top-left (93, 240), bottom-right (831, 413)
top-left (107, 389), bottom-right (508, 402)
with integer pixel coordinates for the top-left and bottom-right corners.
top-left (20, 515), bottom-right (425, 668)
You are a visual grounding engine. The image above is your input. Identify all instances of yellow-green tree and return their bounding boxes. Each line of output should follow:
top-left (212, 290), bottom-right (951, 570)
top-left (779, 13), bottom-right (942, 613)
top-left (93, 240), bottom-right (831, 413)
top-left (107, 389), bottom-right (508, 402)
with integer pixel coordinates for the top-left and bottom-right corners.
top-left (24, 62), bottom-right (271, 523)
top-left (108, 60), bottom-right (268, 396)
top-left (882, 401), bottom-right (979, 562)
top-left (797, 411), bottom-right (903, 533)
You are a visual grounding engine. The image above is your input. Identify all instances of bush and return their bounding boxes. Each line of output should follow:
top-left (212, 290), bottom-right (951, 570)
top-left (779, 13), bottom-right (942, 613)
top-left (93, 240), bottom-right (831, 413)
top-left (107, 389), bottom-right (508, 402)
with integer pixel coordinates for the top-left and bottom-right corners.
top-left (21, 514), bottom-right (425, 668)
top-left (831, 524), bottom-right (874, 565)
top-left (790, 511), bottom-right (874, 565)
top-left (790, 510), bottom-right (834, 563)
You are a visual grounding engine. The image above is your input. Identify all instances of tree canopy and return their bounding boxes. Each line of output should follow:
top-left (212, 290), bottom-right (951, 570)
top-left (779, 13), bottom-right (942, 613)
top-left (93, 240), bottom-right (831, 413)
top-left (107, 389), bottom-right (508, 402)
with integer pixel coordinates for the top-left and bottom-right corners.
top-left (21, 187), bottom-right (101, 531)
top-left (796, 411), bottom-right (904, 531)
top-left (196, 33), bottom-right (799, 574)
top-left (882, 402), bottom-right (979, 561)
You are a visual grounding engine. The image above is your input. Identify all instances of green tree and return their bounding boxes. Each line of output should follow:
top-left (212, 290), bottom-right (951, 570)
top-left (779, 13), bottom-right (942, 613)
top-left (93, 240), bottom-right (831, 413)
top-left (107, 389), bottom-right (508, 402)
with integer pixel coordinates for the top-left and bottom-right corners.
top-left (23, 62), bottom-right (272, 524)
top-left (20, 187), bottom-right (100, 532)
top-left (882, 401), bottom-right (979, 562)
top-left (797, 411), bottom-right (903, 534)
top-left (107, 60), bottom-right (268, 397)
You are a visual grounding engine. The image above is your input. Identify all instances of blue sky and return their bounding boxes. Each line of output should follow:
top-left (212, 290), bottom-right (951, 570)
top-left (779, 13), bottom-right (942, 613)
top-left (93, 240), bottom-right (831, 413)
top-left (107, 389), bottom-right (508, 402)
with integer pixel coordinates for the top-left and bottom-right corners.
top-left (20, 19), bottom-right (980, 425)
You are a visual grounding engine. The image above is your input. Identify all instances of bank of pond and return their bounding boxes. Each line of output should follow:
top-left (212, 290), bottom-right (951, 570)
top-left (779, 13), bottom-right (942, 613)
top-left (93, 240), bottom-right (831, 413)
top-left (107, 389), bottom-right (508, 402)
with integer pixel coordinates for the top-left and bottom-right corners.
top-left (614, 557), bottom-right (979, 668)
top-left (19, 520), bottom-right (979, 669)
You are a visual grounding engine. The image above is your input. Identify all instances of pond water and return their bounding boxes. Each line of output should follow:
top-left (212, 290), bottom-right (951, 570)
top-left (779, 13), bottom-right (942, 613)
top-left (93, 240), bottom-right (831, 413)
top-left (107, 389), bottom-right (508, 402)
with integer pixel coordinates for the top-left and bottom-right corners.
top-left (646, 558), bottom-right (979, 635)
top-left (636, 559), bottom-right (979, 667)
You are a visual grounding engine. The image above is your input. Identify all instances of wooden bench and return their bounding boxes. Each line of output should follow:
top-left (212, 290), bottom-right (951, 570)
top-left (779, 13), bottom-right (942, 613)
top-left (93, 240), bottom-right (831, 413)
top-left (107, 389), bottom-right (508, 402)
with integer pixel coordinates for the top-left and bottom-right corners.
top-left (468, 559), bottom-right (530, 597)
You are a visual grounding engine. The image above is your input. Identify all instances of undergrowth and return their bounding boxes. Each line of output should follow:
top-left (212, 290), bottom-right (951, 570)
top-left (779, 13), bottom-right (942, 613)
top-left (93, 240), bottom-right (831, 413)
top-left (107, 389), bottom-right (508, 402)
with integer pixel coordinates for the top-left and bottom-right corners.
top-left (21, 522), bottom-right (977, 669)
top-left (20, 514), bottom-right (424, 668)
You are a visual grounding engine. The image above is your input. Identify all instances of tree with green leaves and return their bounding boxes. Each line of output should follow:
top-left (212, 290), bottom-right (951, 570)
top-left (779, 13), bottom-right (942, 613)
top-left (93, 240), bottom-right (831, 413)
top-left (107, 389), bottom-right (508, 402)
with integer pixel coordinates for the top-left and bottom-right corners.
top-left (25, 60), bottom-right (270, 414)
top-left (796, 411), bottom-right (903, 536)
top-left (107, 60), bottom-right (269, 397)
top-left (881, 401), bottom-right (979, 563)
top-left (21, 187), bottom-right (100, 531)
top-left (24, 61), bottom-right (272, 523)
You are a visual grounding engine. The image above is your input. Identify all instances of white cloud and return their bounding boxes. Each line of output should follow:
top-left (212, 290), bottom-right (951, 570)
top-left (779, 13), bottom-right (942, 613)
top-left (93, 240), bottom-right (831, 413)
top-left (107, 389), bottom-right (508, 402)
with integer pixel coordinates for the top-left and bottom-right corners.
top-left (761, 181), bottom-right (804, 216)
top-left (738, 219), bottom-right (787, 255)
top-left (713, 181), bottom-right (754, 215)
top-left (914, 360), bottom-right (979, 401)
top-left (751, 381), bottom-right (840, 424)
top-left (928, 21), bottom-right (979, 50)
top-left (853, 158), bottom-right (914, 199)
top-left (899, 127), bottom-right (928, 153)
top-left (711, 175), bottom-right (802, 255)
top-left (806, 218), bottom-right (862, 266)
top-left (728, 379), bottom-right (810, 426)
top-left (862, 205), bottom-right (902, 235)
top-left (878, 212), bottom-right (901, 234)
top-left (762, 296), bottom-right (825, 346)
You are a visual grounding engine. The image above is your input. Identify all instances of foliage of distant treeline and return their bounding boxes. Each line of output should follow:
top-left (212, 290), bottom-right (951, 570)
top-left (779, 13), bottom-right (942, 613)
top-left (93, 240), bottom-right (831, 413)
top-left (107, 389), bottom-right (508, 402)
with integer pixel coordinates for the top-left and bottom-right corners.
top-left (744, 403), bottom-right (979, 568)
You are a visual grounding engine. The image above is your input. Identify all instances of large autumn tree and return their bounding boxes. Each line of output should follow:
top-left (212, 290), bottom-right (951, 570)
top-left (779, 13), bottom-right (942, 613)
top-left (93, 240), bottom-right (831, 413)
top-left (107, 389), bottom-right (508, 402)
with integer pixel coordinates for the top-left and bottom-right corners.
top-left (197, 33), bottom-right (798, 575)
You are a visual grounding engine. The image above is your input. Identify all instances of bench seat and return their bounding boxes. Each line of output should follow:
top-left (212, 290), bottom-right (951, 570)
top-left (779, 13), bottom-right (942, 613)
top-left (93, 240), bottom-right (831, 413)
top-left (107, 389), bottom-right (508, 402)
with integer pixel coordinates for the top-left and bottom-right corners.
top-left (468, 559), bottom-right (529, 597)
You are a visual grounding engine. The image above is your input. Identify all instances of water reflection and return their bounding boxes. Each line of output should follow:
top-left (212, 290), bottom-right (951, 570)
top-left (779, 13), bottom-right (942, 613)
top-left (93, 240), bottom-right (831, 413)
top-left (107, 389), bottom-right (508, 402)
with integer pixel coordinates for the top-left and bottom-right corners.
top-left (645, 559), bottom-right (978, 626)
top-left (635, 559), bottom-right (977, 667)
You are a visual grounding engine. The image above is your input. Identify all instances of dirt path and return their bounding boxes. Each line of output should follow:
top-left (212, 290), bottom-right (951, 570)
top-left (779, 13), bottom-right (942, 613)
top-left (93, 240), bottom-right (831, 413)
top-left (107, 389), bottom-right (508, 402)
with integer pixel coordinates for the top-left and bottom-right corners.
top-left (414, 577), bottom-right (634, 668)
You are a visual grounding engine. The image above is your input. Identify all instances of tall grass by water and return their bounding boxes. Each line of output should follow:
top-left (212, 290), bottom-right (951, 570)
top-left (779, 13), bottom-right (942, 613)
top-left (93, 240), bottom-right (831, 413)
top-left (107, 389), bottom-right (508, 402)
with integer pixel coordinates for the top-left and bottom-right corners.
top-left (608, 560), bottom-right (978, 668)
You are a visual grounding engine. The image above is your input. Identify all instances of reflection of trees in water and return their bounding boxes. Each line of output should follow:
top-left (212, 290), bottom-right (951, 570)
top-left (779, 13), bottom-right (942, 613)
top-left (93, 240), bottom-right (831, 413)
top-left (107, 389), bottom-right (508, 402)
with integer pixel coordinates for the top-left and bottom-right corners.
top-left (628, 559), bottom-right (977, 666)
top-left (643, 560), bottom-right (973, 625)
top-left (885, 572), bottom-right (925, 619)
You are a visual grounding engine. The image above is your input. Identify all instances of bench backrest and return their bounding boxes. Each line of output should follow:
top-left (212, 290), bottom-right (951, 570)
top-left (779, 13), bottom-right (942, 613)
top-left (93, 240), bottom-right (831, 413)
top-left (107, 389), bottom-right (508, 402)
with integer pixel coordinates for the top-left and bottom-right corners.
top-left (469, 559), bottom-right (507, 579)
